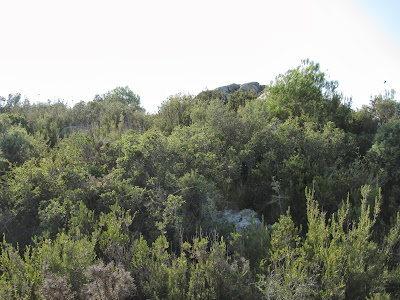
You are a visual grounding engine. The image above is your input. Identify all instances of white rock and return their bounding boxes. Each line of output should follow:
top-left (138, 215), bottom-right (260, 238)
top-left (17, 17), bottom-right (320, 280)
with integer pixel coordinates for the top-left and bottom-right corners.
top-left (222, 208), bottom-right (262, 233)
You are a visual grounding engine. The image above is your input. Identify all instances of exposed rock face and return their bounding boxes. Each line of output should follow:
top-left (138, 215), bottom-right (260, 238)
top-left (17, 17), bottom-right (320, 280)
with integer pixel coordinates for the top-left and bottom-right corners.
top-left (215, 82), bottom-right (266, 101)
top-left (222, 209), bottom-right (262, 233)
top-left (238, 82), bottom-right (265, 94)
top-left (217, 83), bottom-right (241, 95)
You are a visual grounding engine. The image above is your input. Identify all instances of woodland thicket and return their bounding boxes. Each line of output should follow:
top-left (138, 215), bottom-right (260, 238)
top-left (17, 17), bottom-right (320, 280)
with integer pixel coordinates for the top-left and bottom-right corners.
top-left (1, 60), bottom-right (400, 299)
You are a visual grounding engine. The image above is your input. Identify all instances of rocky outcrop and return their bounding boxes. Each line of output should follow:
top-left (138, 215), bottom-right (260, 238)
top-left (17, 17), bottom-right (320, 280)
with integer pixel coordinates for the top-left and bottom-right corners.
top-left (215, 82), bottom-right (266, 102)
top-left (217, 83), bottom-right (241, 95)
top-left (222, 209), bottom-right (262, 233)
top-left (238, 82), bottom-right (265, 94)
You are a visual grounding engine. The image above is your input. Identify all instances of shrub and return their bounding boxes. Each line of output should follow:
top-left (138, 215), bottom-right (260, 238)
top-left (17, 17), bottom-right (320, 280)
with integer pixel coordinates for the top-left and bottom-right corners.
top-left (38, 273), bottom-right (75, 300)
top-left (82, 262), bottom-right (136, 300)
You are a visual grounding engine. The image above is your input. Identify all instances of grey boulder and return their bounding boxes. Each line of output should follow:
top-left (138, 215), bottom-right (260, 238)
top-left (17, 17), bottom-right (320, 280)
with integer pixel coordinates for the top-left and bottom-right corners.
top-left (215, 82), bottom-right (266, 102)
top-left (222, 209), bottom-right (262, 233)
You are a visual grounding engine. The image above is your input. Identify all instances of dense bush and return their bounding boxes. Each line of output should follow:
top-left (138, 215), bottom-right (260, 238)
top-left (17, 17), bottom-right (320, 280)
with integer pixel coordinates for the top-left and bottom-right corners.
top-left (1, 63), bottom-right (400, 298)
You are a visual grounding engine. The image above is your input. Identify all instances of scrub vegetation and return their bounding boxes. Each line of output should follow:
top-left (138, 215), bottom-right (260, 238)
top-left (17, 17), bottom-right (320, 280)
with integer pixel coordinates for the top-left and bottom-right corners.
top-left (1, 60), bottom-right (400, 299)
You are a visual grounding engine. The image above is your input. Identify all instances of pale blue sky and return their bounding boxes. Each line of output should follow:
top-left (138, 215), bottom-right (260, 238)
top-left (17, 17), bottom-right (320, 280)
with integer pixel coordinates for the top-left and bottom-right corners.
top-left (358, 0), bottom-right (400, 43)
top-left (1, 0), bottom-right (399, 113)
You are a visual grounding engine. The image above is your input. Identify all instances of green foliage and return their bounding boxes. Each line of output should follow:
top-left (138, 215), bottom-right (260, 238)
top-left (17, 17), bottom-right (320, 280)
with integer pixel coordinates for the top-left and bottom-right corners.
top-left (258, 209), bottom-right (314, 299)
top-left (176, 171), bottom-right (221, 234)
top-left (168, 122), bottom-right (241, 198)
top-left (18, 101), bottom-right (71, 147)
top-left (187, 235), bottom-right (253, 300)
top-left (131, 234), bottom-right (255, 300)
top-left (1, 62), bottom-right (400, 298)
top-left (229, 220), bottom-right (270, 273)
top-left (97, 203), bottom-right (133, 266)
top-left (69, 200), bottom-right (97, 237)
top-left (237, 97), bottom-right (271, 133)
top-left (155, 94), bottom-right (193, 134)
top-left (269, 209), bottom-right (302, 265)
top-left (257, 186), bottom-right (395, 299)
top-left (303, 189), bottom-right (348, 298)
top-left (369, 89), bottom-right (399, 124)
top-left (350, 107), bottom-right (378, 155)
top-left (95, 86), bottom-right (141, 109)
top-left (116, 129), bottom-right (172, 187)
top-left (0, 93), bottom-right (22, 113)
top-left (369, 117), bottom-right (400, 182)
top-left (0, 238), bottom-right (43, 299)
top-left (38, 232), bottom-right (97, 294)
top-left (152, 194), bottom-right (185, 236)
top-left (38, 199), bottom-right (71, 237)
top-left (344, 186), bottom-right (384, 298)
top-left (0, 124), bottom-right (35, 165)
top-left (227, 90), bottom-right (257, 112)
top-left (204, 100), bottom-right (243, 147)
top-left (194, 89), bottom-right (225, 105)
top-left (368, 116), bottom-right (400, 216)
top-left (265, 59), bottom-right (351, 126)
